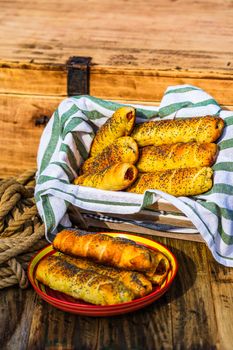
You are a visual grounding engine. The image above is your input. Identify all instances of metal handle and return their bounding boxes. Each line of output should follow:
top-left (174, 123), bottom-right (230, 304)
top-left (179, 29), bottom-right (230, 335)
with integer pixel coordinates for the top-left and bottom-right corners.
top-left (66, 56), bottom-right (92, 97)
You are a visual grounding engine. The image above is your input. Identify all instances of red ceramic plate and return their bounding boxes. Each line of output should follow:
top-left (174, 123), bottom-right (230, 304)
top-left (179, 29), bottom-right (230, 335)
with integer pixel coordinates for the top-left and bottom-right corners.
top-left (28, 232), bottom-right (178, 316)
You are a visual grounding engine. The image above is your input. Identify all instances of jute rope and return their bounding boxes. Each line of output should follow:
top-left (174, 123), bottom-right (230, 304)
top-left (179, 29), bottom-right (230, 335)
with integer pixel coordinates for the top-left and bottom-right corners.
top-left (0, 169), bottom-right (47, 289)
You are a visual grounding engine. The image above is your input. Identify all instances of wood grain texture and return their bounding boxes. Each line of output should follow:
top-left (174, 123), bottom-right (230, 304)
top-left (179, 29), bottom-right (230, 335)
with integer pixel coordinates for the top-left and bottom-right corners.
top-left (2, 63), bottom-right (233, 105)
top-left (76, 207), bottom-right (195, 228)
top-left (95, 296), bottom-right (173, 350)
top-left (168, 239), bottom-right (218, 349)
top-left (207, 250), bottom-right (233, 350)
top-left (0, 288), bottom-right (37, 350)
top-left (28, 297), bottom-right (78, 349)
top-left (0, 94), bottom-right (62, 177)
top-left (90, 67), bottom-right (233, 105)
top-left (0, 0), bottom-right (233, 71)
top-left (1, 237), bottom-right (231, 349)
top-left (69, 215), bottom-right (205, 243)
top-left (0, 63), bottom-right (67, 96)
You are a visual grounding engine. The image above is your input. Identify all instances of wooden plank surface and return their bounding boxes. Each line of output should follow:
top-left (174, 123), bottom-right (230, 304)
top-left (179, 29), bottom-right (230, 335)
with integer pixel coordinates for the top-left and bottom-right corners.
top-left (76, 207), bottom-right (195, 228)
top-left (207, 249), bottom-right (233, 350)
top-left (90, 67), bottom-right (233, 105)
top-left (2, 63), bottom-right (233, 105)
top-left (168, 239), bottom-right (218, 349)
top-left (0, 94), bottom-right (62, 177)
top-left (1, 237), bottom-right (233, 349)
top-left (1, 0), bottom-right (233, 72)
top-left (68, 205), bottom-right (202, 243)
top-left (69, 216), bottom-right (204, 243)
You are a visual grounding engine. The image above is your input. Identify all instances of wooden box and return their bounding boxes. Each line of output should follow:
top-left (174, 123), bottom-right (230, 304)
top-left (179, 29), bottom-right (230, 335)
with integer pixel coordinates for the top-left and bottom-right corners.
top-left (1, 0), bottom-right (233, 241)
top-left (68, 201), bottom-right (203, 242)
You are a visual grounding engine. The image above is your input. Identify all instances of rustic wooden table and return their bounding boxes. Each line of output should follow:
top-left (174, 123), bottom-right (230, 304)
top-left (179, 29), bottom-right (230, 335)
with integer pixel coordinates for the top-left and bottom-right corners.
top-left (1, 236), bottom-right (233, 350)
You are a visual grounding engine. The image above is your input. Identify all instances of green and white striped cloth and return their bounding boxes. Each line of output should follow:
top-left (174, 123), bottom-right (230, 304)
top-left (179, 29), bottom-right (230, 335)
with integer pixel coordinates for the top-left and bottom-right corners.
top-left (35, 85), bottom-right (233, 266)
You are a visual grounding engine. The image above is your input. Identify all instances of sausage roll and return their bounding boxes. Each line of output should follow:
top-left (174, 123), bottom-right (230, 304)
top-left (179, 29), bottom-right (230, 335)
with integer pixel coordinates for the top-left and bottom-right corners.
top-left (131, 116), bottom-right (224, 147)
top-left (137, 142), bottom-right (218, 172)
top-left (53, 230), bottom-right (159, 272)
top-left (74, 163), bottom-right (138, 191)
top-left (90, 106), bottom-right (136, 157)
top-left (36, 255), bottom-right (134, 305)
top-left (81, 136), bottom-right (139, 175)
top-left (57, 253), bottom-right (152, 297)
top-left (127, 167), bottom-right (213, 196)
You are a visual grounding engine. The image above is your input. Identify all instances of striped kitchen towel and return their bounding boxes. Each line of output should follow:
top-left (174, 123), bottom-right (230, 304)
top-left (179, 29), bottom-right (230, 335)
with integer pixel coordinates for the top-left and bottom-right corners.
top-left (35, 85), bottom-right (233, 266)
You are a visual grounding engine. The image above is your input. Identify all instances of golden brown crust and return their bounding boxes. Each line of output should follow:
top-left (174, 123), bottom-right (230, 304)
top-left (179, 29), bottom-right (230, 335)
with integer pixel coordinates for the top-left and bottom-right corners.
top-left (53, 230), bottom-right (158, 272)
top-left (81, 136), bottom-right (139, 175)
top-left (36, 255), bottom-right (134, 305)
top-left (145, 252), bottom-right (170, 285)
top-left (74, 163), bottom-right (138, 191)
top-left (127, 167), bottom-right (213, 196)
top-left (137, 142), bottom-right (218, 172)
top-left (90, 106), bottom-right (136, 157)
top-left (131, 116), bottom-right (224, 147)
top-left (57, 253), bottom-right (152, 297)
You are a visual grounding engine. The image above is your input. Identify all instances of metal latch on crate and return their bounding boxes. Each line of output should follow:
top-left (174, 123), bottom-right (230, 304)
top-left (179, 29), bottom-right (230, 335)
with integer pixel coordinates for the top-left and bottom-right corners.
top-left (66, 56), bottom-right (92, 96)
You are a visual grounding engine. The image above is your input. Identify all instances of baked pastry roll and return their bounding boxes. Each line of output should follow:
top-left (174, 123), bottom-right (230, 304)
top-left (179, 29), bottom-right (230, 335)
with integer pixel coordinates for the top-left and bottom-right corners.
top-left (131, 116), bottom-right (224, 147)
top-left (145, 252), bottom-right (170, 285)
top-left (127, 167), bottom-right (213, 196)
top-left (137, 142), bottom-right (218, 172)
top-left (53, 230), bottom-right (159, 272)
top-left (74, 163), bottom-right (138, 191)
top-left (90, 106), bottom-right (136, 157)
top-left (57, 253), bottom-right (152, 298)
top-left (81, 136), bottom-right (139, 175)
top-left (36, 255), bottom-right (134, 305)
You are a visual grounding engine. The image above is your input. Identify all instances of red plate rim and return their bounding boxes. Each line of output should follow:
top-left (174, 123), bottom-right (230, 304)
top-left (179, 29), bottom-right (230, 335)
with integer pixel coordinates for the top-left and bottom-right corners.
top-left (28, 232), bottom-right (178, 311)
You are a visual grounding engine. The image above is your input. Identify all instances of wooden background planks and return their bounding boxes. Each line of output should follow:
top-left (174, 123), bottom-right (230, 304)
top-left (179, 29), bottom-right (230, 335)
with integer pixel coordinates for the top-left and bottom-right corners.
top-left (0, 0), bottom-right (233, 70)
top-left (1, 236), bottom-right (233, 349)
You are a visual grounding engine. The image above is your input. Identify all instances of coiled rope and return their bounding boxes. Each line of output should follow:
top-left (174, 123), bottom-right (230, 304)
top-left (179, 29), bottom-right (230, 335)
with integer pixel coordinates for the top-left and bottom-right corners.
top-left (0, 169), bottom-right (47, 289)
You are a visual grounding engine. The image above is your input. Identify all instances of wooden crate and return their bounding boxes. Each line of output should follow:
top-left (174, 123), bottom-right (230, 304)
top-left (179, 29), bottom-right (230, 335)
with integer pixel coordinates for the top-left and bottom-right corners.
top-left (1, 0), bottom-right (233, 241)
top-left (68, 201), bottom-right (205, 243)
